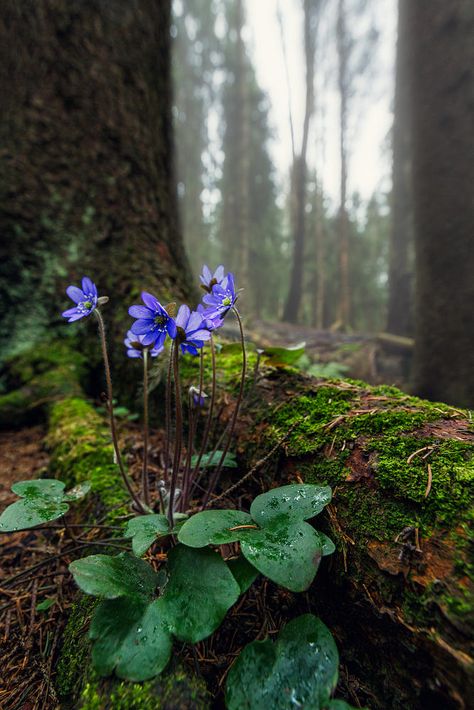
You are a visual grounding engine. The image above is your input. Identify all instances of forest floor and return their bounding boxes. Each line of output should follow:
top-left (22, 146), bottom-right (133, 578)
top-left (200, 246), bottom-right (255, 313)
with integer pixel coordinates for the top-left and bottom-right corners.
top-left (0, 416), bottom-right (368, 710)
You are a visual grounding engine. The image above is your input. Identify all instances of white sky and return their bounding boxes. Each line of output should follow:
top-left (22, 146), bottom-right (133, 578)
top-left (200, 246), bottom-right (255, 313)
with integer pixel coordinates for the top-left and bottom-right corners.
top-left (245, 0), bottom-right (397, 205)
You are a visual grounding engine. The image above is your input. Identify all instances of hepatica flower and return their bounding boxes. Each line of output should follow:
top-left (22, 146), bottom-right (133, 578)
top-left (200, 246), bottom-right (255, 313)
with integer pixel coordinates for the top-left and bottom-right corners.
top-left (197, 303), bottom-right (224, 331)
top-left (176, 305), bottom-right (211, 356)
top-left (62, 277), bottom-right (98, 322)
top-left (129, 292), bottom-right (177, 347)
top-left (202, 273), bottom-right (237, 320)
top-left (124, 330), bottom-right (164, 359)
top-left (200, 264), bottom-right (225, 293)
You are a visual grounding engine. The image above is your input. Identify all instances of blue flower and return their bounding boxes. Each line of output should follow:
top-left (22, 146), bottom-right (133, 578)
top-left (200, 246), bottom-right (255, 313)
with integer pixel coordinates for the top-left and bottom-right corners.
top-left (189, 385), bottom-right (208, 408)
top-left (197, 303), bottom-right (224, 331)
top-left (62, 277), bottom-right (98, 322)
top-left (200, 264), bottom-right (225, 293)
top-left (124, 330), bottom-right (164, 359)
top-left (175, 305), bottom-right (211, 356)
top-left (128, 292), bottom-right (177, 347)
top-left (202, 273), bottom-right (237, 320)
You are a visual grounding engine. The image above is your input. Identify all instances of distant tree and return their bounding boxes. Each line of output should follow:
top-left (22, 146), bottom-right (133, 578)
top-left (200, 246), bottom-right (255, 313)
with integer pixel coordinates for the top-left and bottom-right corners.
top-left (219, 0), bottom-right (283, 318)
top-left (0, 0), bottom-right (192, 363)
top-left (334, 0), bottom-right (378, 330)
top-left (409, 0), bottom-right (474, 406)
top-left (386, 0), bottom-right (414, 336)
top-left (283, 0), bottom-right (320, 323)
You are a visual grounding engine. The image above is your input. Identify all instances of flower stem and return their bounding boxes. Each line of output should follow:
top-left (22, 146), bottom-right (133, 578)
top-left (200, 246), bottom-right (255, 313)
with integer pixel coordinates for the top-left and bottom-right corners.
top-left (191, 335), bottom-right (216, 484)
top-left (201, 307), bottom-right (246, 509)
top-left (142, 348), bottom-right (150, 507)
top-left (181, 389), bottom-right (196, 511)
top-left (163, 343), bottom-right (173, 487)
top-left (168, 341), bottom-right (183, 527)
top-left (94, 309), bottom-right (145, 513)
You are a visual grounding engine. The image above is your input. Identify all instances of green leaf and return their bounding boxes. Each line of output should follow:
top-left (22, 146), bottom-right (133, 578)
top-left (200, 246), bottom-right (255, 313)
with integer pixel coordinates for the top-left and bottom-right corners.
top-left (315, 531), bottom-right (336, 557)
top-left (190, 450), bottom-right (238, 468)
top-left (63, 481), bottom-right (92, 501)
top-left (113, 406), bottom-right (131, 418)
top-left (0, 478), bottom-right (91, 532)
top-left (228, 556), bottom-right (259, 593)
top-left (177, 509), bottom-right (254, 548)
top-left (226, 614), bottom-right (339, 710)
top-left (250, 484), bottom-right (332, 525)
top-left (262, 342), bottom-right (306, 366)
top-left (69, 552), bottom-right (160, 599)
top-left (11, 479), bottom-right (66, 499)
top-left (0, 498), bottom-right (69, 532)
top-left (90, 596), bottom-right (172, 681)
top-left (36, 598), bottom-right (56, 612)
top-left (240, 516), bottom-right (322, 592)
top-left (124, 514), bottom-right (170, 557)
top-left (158, 545), bottom-right (240, 643)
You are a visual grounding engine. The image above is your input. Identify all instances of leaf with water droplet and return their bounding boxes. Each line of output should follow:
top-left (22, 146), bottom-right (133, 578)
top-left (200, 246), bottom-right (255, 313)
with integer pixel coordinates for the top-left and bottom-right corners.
top-left (177, 509), bottom-right (254, 548)
top-left (158, 545), bottom-right (240, 643)
top-left (226, 614), bottom-right (340, 710)
top-left (124, 514), bottom-right (171, 557)
top-left (250, 484), bottom-right (332, 525)
top-left (240, 515), bottom-right (322, 592)
top-left (69, 552), bottom-right (160, 600)
top-left (227, 556), bottom-right (259, 593)
top-left (90, 596), bottom-right (172, 681)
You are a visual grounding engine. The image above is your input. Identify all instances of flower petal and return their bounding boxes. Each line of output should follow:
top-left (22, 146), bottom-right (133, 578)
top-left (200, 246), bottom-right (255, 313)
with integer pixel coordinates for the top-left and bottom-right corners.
top-left (67, 312), bottom-right (86, 322)
top-left (62, 307), bottom-right (79, 318)
top-left (141, 292), bottom-right (160, 310)
top-left (66, 286), bottom-right (84, 304)
top-left (167, 319), bottom-right (177, 339)
top-left (190, 329), bottom-right (211, 341)
top-left (131, 319), bottom-right (154, 335)
top-left (176, 304), bottom-right (190, 329)
top-left (129, 305), bottom-right (154, 319)
top-left (82, 277), bottom-right (95, 296)
top-left (127, 349), bottom-right (142, 358)
top-left (214, 265), bottom-right (224, 282)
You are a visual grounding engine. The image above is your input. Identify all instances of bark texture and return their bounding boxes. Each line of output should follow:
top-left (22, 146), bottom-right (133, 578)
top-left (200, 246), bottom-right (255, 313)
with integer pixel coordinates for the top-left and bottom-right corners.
top-left (0, 0), bottom-right (193, 361)
top-left (410, 0), bottom-right (474, 406)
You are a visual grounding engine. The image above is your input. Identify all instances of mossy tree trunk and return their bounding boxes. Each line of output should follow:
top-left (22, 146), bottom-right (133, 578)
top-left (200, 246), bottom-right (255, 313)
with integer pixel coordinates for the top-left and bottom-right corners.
top-left (0, 0), bottom-right (193, 363)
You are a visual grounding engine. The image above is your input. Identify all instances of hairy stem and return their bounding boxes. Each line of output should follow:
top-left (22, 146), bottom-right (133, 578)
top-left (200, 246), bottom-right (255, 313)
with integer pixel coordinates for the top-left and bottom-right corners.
top-left (201, 307), bottom-right (246, 509)
top-left (191, 335), bottom-right (217, 486)
top-left (94, 309), bottom-right (145, 513)
top-left (168, 342), bottom-right (183, 527)
top-left (142, 348), bottom-right (150, 507)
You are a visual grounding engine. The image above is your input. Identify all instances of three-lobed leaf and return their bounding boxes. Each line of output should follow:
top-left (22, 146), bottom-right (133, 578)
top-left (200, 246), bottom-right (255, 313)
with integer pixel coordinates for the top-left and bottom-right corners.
top-left (158, 545), bottom-right (240, 643)
top-left (90, 596), bottom-right (172, 682)
top-left (226, 614), bottom-right (340, 710)
top-left (69, 552), bottom-right (160, 599)
top-left (0, 478), bottom-right (91, 532)
top-left (250, 484), bottom-right (332, 525)
top-left (124, 514), bottom-right (171, 557)
top-left (178, 509), bottom-right (254, 548)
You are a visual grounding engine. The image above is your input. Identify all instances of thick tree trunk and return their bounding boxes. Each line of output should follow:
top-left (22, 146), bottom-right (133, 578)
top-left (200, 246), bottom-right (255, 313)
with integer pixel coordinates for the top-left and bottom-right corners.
top-left (410, 0), bottom-right (474, 407)
top-left (0, 0), bottom-right (193, 362)
top-left (386, 0), bottom-right (414, 337)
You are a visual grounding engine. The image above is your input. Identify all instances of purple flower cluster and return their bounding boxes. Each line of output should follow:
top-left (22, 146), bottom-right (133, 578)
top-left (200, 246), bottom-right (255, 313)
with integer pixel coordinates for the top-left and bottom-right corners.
top-left (62, 264), bottom-right (238, 359)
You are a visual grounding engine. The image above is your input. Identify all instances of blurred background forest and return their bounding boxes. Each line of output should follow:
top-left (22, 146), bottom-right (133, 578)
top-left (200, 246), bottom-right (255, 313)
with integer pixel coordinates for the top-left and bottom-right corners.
top-left (0, 0), bottom-right (473, 407)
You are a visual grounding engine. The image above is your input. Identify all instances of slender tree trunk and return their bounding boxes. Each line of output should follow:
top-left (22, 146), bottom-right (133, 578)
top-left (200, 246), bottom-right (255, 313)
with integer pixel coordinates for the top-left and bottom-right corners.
top-left (0, 0), bottom-right (193, 362)
top-left (386, 0), bottom-right (414, 336)
top-left (409, 0), bottom-right (474, 407)
top-left (336, 0), bottom-right (351, 331)
top-left (283, 0), bottom-right (316, 324)
top-left (235, 0), bottom-right (250, 290)
top-left (313, 183), bottom-right (326, 329)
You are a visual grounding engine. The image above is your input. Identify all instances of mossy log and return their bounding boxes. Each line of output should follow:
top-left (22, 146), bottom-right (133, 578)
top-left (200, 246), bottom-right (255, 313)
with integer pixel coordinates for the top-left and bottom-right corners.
top-left (226, 365), bottom-right (473, 710)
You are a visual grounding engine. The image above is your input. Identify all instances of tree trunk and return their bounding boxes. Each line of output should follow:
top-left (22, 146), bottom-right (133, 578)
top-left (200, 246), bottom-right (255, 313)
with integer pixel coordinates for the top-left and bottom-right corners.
top-left (0, 0), bottom-right (193, 363)
top-left (386, 0), bottom-right (414, 337)
top-left (336, 0), bottom-right (351, 331)
top-left (283, 0), bottom-right (316, 324)
top-left (410, 0), bottom-right (474, 407)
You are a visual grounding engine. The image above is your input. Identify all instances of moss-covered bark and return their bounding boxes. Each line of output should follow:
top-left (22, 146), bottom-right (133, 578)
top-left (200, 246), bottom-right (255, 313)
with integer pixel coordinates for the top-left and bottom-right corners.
top-left (231, 367), bottom-right (473, 709)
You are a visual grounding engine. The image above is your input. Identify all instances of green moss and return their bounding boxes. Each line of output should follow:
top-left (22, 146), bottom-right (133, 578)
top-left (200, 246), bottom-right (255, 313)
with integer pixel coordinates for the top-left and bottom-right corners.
top-left (179, 341), bottom-right (257, 392)
top-left (47, 397), bottom-right (129, 517)
top-left (79, 666), bottom-right (210, 710)
top-left (56, 595), bottom-right (97, 700)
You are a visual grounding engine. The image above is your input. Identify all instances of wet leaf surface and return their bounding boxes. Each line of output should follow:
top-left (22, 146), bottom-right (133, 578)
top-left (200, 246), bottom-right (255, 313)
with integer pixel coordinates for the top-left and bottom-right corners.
top-left (124, 513), bottom-right (170, 556)
top-left (69, 552), bottom-right (160, 599)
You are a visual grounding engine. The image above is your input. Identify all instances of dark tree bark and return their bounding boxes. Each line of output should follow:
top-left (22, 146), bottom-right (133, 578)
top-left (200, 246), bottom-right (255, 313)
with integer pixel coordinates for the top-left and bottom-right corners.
top-left (410, 0), bottom-right (474, 407)
top-left (386, 0), bottom-right (414, 337)
top-left (0, 0), bottom-right (193, 362)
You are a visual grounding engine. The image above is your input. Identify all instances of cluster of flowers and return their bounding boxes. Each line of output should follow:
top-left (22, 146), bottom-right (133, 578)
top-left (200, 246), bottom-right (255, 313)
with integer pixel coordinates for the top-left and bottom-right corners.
top-left (62, 266), bottom-right (237, 359)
